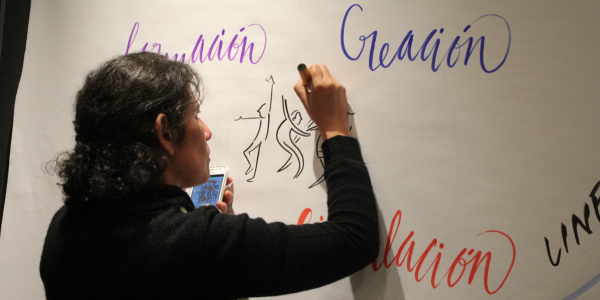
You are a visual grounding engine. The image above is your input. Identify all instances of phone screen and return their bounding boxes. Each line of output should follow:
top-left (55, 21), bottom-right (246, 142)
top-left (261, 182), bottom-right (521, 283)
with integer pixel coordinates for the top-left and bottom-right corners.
top-left (190, 174), bottom-right (224, 208)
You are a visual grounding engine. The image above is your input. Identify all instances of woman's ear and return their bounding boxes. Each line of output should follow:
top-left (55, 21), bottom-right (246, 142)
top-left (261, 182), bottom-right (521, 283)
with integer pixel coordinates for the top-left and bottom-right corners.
top-left (155, 113), bottom-right (176, 156)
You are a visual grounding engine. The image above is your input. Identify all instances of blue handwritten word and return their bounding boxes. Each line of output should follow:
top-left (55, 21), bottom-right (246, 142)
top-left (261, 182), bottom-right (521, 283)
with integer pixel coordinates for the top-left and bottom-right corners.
top-left (340, 4), bottom-right (511, 73)
top-left (126, 22), bottom-right (267, 64)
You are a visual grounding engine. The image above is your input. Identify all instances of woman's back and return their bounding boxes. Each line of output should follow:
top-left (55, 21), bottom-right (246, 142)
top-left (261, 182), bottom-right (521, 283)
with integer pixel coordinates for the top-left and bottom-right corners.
top-left (41, 54), bottom-right (379, 299)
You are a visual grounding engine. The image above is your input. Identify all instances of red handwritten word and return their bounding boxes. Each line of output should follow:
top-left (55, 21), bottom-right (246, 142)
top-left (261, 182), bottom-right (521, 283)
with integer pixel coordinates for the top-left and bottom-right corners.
top-left (297, 208), bottom-right (516, 295)
top-left (297, 208), bottom-right (313, 225)
top-left (374, 210), bottom-right (515, 294)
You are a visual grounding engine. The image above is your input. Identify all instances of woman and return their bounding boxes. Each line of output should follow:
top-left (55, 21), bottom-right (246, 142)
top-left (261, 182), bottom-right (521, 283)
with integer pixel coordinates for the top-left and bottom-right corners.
top-left (41, 52), bottom-right (379, 300)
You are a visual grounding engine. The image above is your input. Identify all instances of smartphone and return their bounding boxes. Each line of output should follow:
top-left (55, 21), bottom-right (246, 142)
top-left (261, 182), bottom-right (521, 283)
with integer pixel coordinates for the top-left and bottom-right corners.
top-left (187, 166), bottom-right (228, 208)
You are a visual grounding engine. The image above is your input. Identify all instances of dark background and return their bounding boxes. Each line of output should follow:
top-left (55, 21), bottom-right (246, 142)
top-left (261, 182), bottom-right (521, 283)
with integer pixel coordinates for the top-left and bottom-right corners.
top-left (0, 0), bottom-right (31, 236)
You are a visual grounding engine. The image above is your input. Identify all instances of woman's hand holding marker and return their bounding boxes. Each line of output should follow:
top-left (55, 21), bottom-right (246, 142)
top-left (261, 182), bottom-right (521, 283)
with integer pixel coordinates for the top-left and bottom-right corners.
top-left (294, 64), bottom-right (350, 140)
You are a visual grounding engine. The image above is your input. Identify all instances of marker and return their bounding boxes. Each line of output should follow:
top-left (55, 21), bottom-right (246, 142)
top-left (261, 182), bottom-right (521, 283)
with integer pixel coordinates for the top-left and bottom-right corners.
top-left (297, 63), bottom-right (312, 90)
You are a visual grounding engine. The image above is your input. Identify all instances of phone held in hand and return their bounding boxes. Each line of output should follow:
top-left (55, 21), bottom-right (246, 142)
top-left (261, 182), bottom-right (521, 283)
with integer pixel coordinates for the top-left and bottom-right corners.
top-left (187, 166), bottom-right (228, 208)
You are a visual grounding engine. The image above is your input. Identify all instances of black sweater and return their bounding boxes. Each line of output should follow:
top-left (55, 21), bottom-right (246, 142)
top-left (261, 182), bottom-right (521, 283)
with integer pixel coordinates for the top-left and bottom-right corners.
top-left (40, 136), bottom-right (379, 300)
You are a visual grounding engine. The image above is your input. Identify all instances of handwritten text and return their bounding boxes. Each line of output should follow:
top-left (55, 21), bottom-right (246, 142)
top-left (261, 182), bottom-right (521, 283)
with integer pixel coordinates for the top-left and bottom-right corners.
top-left (340, 4), bottom-right (511, 73)
top-left (298, 208), bottom-right (516, 295)
top-left (544, 181), bottom-right (600, 266)
top-left (125, 22), bottom-right (267, 64)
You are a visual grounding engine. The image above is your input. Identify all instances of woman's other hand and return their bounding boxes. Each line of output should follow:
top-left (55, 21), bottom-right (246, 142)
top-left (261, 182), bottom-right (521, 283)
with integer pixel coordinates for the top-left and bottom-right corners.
top-left (216, 177), bottom-right (234, 214)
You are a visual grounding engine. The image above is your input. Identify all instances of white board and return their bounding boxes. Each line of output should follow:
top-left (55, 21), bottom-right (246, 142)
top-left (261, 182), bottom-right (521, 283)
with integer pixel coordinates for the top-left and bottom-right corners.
top-left (2, 0), bottom-right (600, 299)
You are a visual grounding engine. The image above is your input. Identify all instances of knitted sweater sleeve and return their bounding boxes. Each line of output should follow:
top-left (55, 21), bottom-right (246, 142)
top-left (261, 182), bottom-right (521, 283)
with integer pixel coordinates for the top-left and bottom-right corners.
top-left (198, 136), bottom-right (379, 298)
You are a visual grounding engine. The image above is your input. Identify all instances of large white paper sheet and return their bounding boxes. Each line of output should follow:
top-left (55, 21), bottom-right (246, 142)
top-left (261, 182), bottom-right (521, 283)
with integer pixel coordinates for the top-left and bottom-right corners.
top-left (2, 1), bottom-right (600, 299)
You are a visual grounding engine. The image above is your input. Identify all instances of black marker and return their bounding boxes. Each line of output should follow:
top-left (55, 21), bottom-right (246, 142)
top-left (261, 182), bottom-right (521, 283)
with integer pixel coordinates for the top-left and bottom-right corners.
top-left (297, 63), bottom-right (312, 90)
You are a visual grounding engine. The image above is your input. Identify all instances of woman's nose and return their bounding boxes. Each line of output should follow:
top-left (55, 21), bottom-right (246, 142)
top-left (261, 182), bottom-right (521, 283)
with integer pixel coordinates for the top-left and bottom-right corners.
top-left (201, 119), bottom-right (212, 141)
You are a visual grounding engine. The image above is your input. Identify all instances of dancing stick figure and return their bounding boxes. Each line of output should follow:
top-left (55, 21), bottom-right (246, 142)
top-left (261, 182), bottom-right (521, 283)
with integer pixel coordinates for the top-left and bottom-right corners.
top-left (276, 96), bottom-right (316, 179)
top-left (234, 76), bottom-right (275, 182)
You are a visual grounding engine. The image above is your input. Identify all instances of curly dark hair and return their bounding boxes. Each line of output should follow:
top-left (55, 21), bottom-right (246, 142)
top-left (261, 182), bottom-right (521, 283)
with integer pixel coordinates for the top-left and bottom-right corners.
top-left (49, 52), bottom-right (203, 206)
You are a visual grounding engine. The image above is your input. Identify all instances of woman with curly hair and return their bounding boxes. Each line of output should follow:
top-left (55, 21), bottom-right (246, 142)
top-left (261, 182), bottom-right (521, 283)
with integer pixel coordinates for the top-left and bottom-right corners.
top-left (40, 52), bottom-right (379, 300)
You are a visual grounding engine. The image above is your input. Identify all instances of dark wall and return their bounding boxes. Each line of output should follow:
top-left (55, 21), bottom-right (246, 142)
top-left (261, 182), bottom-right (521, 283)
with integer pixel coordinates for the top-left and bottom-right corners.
top-left (0, 0), bottom-right (31, 235)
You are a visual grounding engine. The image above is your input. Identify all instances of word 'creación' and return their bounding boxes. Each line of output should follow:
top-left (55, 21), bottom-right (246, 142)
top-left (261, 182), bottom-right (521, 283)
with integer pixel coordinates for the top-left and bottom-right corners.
top-left (125, 22), bottom-right (267, 64)
top-left (340, 4), bottom-right (511, 73)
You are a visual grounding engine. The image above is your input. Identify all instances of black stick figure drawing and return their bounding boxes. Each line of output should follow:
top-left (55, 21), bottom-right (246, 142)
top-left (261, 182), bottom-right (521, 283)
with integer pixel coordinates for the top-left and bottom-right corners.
top-left (276, 96), bottom-right (317, 179)
top-left (234, 76), bottom-right (275, 182)
top-left (308, 112), bottom-right (354, 189)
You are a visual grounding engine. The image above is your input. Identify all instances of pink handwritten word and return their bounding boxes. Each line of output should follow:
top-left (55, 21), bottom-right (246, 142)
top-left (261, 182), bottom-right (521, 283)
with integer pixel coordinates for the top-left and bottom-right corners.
top-left (125, 22), bottom-right (267, 64)
top-left (297, 208), bottom-right (516, 295)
